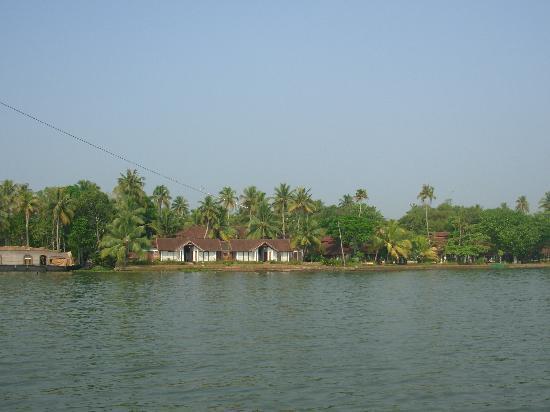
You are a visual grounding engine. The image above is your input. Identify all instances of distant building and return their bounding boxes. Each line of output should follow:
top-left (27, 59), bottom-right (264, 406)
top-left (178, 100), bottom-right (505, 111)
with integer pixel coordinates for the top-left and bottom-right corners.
top-left (0, 246), bottom-right (74, 271)
top-left (154, 226), bottom-right (302, 263)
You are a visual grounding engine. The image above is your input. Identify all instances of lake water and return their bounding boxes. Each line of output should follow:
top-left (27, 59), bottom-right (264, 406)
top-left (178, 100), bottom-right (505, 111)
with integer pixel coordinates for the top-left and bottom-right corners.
top-left (1, 269), bottom-right (549, 411)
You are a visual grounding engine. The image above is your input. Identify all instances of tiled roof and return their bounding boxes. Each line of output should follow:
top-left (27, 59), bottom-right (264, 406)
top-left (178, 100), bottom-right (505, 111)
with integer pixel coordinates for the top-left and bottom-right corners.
top-left (175, 225), bottom-right (208, 239)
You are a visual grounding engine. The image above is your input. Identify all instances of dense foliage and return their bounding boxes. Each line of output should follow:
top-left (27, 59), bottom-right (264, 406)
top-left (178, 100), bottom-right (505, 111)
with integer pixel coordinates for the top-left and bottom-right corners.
top-left (1, 172), bottom-right (548, 267)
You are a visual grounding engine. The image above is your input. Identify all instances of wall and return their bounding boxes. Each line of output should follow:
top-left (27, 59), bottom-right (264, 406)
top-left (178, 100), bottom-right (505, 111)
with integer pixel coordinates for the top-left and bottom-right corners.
top-left (0, 250), bottom-right (71, 266)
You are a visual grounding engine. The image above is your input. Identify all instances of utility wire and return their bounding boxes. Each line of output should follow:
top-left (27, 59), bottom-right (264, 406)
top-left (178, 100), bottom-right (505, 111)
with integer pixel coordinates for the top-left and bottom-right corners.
top-left (0, 99), bottom-right (216, 198)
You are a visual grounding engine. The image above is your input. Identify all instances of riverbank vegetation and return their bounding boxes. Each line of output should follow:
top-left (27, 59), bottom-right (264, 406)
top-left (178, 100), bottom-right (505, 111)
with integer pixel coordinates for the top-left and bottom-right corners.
top-left (1, 171), bottom-right (549, 268)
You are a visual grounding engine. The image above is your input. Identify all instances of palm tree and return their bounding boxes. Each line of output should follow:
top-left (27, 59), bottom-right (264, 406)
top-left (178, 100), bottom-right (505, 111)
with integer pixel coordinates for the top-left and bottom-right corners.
top-left (339, 194), bottom-right (354, 209)
top-left (172, 196), bottom-right (189, 219)
top-left (417, 184), bottom-right (436, 239)
top-left (378, 221), bottom-right (412, 263)
top-left (289, 187), bottom-right (316, 230)
top-left (368, 231), bottom-right (385, 263)
top-left (540, 192), bottom-right (550, 212)
top-left (411, 235), bottom-right (438, 262)
top-left (52, 187), bottom-right (74, 251)
top-left (240, 186), bottom-right (266, 229)
top-left (151, 208), bottom-right (180, 237)
top-left (218, 186), bottom-right (237, 219)
top-left (249, 200), bottom-right (278, 239)
top-left (100, 200), bottom-right (149, 267)
top-left (152, 185), bottom-right (171, 215)
top-left (115, 169), bottom-right (146, 202)
top-left (272, 183), bottom-right (294, 239)
top-left (17, 184), bottom-right (39, 247)
top-left (515, 195), bottom-right (529, 214)
top-left (291, 218), bottom-right (323, 261)
top-left (354, 188), bottom-right (368, 216)
top-left (197, 195), bottom-right (220, 238)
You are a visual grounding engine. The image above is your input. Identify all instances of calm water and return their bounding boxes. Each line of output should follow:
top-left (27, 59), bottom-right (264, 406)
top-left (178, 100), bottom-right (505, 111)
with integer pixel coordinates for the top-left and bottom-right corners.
top-left (1, 269), bottom-right (549, 411)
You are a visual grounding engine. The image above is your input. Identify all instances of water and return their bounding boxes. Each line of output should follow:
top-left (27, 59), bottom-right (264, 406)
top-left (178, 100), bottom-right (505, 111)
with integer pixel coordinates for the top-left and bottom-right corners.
top-left (1, 269), bottom-right (549, 411)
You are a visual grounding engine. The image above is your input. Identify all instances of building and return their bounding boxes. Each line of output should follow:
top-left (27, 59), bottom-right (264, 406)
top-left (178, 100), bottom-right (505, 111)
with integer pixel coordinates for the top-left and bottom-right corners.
top-left (0, 246), bottom-right (74, 271)
top-left (155, 230), bottom-right (301, 263)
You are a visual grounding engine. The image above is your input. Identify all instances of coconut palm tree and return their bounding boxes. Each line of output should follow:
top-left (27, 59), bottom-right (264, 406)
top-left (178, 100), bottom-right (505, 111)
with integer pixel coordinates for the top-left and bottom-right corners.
top-left (172, 196), bottom-right (189, 219)
top-left (197, 195), bottom-right (220, 238)
top-left (218, 186), bottom-right (237, 219)
top-left (339, 194), bottom-right (355, 209)
top-left (272, 183), bottom-right (294, 239)
top-left (291, 218), bottom-right (323, 261)
top-left (52, 187), bottom-right (74, 251)
top-left (411, 235), bottom-right (438, 262)
top-left (115, 169), bottom-right (146, 203)
top-left (249, 200), bottom-right (278, 239)
top-left (240, 186), bottom-right (266, 229)
top-left (289, 187), bottom-right (316, 230)
top-left (417, 184), bottom-right (436, 239)
top-left (354, 188), bottom-right (368, 216)
top-left (211, 210), bottom-right (237, 240)
top-left (151, 208), bottom-right (180, 237)
top-left (378, 221), bottom-right (412, 263)
top-left (152, 185), bottom-right (171, 215)
top-left (540, 192), bottom-right (550, 212)
top-left (515, 195), bottom-right (529, 214)
top-left (17, 184), bottom-right (39, 247)
top-left (100, 199), bottom-right (149, 267)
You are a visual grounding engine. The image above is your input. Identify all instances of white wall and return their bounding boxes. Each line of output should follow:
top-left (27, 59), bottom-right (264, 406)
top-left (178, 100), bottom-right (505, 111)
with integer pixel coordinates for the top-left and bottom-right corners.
top-left (160, 251), bottom-right (178, 261)
top-left (194, 250), bottom-right (217, 262)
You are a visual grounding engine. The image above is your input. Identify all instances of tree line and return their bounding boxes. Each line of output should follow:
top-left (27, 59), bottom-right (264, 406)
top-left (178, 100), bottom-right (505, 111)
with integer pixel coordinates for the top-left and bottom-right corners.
top-left (1, 171), bottom-right (549, 267)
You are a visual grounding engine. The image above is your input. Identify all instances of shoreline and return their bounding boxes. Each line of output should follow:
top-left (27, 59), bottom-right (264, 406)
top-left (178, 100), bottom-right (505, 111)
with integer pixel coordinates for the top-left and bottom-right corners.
top-left (97, 262), bottom-right (550, 273)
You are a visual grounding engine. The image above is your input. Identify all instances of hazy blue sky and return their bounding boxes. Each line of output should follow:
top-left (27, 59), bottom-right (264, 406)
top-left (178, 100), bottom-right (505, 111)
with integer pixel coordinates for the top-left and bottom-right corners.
top-left (1, 1), bottom-right (549, 217)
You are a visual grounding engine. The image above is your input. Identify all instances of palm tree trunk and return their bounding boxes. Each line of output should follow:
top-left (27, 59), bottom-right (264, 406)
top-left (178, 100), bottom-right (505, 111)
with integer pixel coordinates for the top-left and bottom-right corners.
top-left (205, 220), bottom-right (209, 239)
top-left (282, 205), bottom-right (286, 239)
top-left (56, 217), bottom-right (60, 251)
top-left (25, 211), bottom-right (30, 247)
top-left (359, 203), bottom-right (362, 217)
top-left (425, 204), bottom-right (430, 240)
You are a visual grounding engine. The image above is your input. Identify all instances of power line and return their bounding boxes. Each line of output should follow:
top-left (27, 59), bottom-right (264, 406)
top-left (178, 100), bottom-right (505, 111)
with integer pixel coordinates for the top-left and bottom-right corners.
top-left (0, 99), bottom-right (215, 198)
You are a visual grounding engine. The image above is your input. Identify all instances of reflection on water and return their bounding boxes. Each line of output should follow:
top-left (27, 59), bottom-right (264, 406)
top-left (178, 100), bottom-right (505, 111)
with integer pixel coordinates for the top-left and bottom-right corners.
top-left (1, 269), bottom-right (550, 410)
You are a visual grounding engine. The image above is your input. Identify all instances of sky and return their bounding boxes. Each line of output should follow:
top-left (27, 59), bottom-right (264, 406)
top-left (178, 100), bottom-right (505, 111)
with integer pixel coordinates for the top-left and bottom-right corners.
top-left (1, 0), bottom-right (549, 218)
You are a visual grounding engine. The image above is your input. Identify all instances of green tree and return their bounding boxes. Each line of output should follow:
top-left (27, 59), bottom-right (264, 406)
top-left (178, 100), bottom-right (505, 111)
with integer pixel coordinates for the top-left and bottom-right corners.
top-left (338, 194), bottom-right (355, 209)
top-left (152, 185), bottom-right (171, 215)
top-left (172, 196), bottom-right (190, 219)
top-left (410, 235), bottom-right (438, 262)
top-left (218, 186), bottom-right (237, 219)
top-left (325, 213), bottom-right (381, 257)
top-left (52, 187), bottom-right (74, 251)
top-left (115, 169), bottom-right (146, 203)
top-left (479, 208), bottom-right (542, 262)
top-left (240, 186), bottom-right (266, 229)
top-left (197, 195), bottom-right (220, 238)
top-left (292, 218), bottom-right (323, 261)
top-left (515, 195), bottom-right (529, 214)
top-left (249, 200), bottom-right (278, 239)
top-left (17, 184), bottom-right (39, 247)
top-left (289, 187), bottom-right (316, 231)
top-left (539, 192), bottom-right (550, 212)
top-left (100, 199), bottom-right (149, 268)
top-left (378, 221), bottom-right (412, 263)
top-left (273, 183), bottom-right (294, 239)
top-left (417, 184), bottom-right (436, 239)
top-left (354, 188), bottom-right (368, 216)
top-left (151, 208), bottom-right (181, 237)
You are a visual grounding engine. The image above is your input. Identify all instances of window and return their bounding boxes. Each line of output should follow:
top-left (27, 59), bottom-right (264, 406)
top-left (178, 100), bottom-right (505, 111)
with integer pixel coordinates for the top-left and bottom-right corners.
top-left (24, 255), bottom-right (33, 265)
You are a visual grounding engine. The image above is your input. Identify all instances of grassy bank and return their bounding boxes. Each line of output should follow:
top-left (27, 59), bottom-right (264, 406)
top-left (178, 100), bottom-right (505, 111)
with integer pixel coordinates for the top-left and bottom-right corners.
top-left (78, 261), bottom-right (550, 273)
